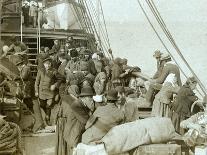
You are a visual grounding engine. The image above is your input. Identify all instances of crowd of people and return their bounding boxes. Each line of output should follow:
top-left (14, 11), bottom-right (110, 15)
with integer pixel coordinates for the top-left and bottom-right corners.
top-left (0, 34), bottom-right (207, 154)
top-left (22, 0), bottom-right (47, 28)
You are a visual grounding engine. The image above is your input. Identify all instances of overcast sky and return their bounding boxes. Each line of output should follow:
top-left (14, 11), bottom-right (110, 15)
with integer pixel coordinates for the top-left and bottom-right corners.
top-left (100, 0), bottom-right (207, 23)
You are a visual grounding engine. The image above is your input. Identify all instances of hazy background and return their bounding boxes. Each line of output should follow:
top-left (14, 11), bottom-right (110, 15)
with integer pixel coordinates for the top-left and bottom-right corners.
top-left (99, 0), bottom-right (207, 93)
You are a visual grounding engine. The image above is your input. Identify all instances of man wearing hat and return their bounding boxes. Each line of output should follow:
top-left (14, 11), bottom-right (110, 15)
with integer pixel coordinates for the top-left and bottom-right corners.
top-left (65, 49), bottom-right (80, 82)
top-left (35, 57), bottom-right (60, 124)
top-left (153, 50), bottom-right (163, 79)
top-left (171, 77), bottom-right (198, 134)
top-left (81, 89), bottom-right (124, 144)
top-left (22, 1), bottom-right (30, 27)
top-left (143, 54), bottom-right (182, 106)
top-left (79, 85), bottom-right (95, 113)
top-left (8, 36), bottom-right (28, 55)
top-left (16, 54), bottom-right (33, 111)
top-left (29, 1), bottom-right (38, 28)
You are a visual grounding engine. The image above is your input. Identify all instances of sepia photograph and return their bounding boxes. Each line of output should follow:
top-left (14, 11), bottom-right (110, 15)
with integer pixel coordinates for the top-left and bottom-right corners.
top-left (0, 0), bottom-right (207, 155)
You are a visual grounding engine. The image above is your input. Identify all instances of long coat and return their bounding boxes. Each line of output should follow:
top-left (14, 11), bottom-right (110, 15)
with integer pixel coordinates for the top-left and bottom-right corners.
top-left (35, 68), bottom-right (60, 100)
top-left (56, 94), bottom-right (89, 155)
top-left (171, 84), bottom-right (198, 133)
top-left (151, 82), bottom-right (179, 117)
top-left (155, 63), bottom-right (182, 86)
top-left (81, 103), bottom-right (124, 144)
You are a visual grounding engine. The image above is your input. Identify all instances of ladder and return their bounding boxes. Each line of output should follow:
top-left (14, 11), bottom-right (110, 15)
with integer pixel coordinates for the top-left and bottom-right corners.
top-left (20, 1), bottom-right (40, 78)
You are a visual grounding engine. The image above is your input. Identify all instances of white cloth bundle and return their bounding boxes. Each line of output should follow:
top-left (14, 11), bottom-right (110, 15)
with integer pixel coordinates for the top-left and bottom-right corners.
top-left (101, 117), bottom-right (176, 154)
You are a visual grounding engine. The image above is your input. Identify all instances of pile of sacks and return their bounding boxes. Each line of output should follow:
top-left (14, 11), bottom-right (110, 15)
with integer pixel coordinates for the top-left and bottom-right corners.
top-left (0, 117), bottom-right (22, 153)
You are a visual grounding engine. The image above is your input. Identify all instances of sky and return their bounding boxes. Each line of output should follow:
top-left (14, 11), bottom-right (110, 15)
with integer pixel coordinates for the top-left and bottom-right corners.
top-left (100, 0), bottom-right (207, 23)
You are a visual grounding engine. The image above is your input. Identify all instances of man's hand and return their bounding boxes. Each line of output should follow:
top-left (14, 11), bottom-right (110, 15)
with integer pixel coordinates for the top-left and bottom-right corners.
top-left (50, 84), bottom-right (56, 91)
top-left (35, 92), bottom-right (39, 97)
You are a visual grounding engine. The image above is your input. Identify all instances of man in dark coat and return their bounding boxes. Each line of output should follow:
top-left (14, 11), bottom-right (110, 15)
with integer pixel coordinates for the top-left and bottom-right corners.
top-left (144, 54), bottom-right (182, 105)
top-left (22, 1), bottom-right (30, 27)
top-left (35, 57), bottom-right (61, 124)
top-left (171, 77), bottom-right (198, 134)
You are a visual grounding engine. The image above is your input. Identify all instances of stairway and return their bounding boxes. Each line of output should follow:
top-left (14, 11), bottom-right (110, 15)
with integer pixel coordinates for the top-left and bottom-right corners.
top-left (23, 37), bottom-right (38, 78)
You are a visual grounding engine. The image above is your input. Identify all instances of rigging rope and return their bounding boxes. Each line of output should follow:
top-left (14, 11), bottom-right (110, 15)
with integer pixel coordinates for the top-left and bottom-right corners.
top-left (85, 0), bottom-right (111, 52)
top-left (82, 0), bottom-right (112, 58)
top-left (87, 0), bottom-right (111, 49)
top-left (136, 0), bottom-right (204, 97)
top-left (70, 1), bottom-right (96, 51)
top-left (146, 0), bottom-right (206, 95)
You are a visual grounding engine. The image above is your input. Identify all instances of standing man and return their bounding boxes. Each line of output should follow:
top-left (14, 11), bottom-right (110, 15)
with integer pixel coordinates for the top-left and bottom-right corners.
top-left (29, 1), bottom-right (38, 28)
top-left (35, 57), bottom-right (60, 125)
top-left (22, 1), bottom-right (30, 27)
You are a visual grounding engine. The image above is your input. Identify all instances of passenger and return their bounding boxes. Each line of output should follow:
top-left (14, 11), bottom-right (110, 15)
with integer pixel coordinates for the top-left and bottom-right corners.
top-left (92, 53), bottom-right (103, 73)
top-left (22, 1), bottom-right (30, 27)
top-left (67, 80), bottom-right (80, 97)
top-left (8, 36), bottom-right (28, 54)
top-left (171, 77), bottom-right (198, 134)
top-left (104, 65), bottom-right (112, 92)
top-left (111, 57), bottom-right (124, 88)
top-left (51, 39), bottom-right (61, 54)
top-left (36, 47), bottom-right (49, 70)
top-left (79, 85), bottom-right (95, 113)
top-left (180, 96), bottom-right (207, 147)
top-left (57, 53), bottom-right (69, 97)
top-left (29, 1), bottom-right (38, 28)
top-left (35, 57), bottom-right (60, 125)
top-left (65, 49), bottom-right (79, 82)
top-left (55, 93), bottom-right (89, 155)
top-left (93, 69), bottom-right (107, 95)
top-left (151, 73), bottom-right (180, 118)
top-left (81, 49), bottom-right (97, 75)
top-left (16, 54), bottom-right (33, 112)
top-left (144, 54), bottom-right (181, 106)
top-left (81, 89), bottom-right (124, 144)
top-left (152, 50), bottom-right (163, 79)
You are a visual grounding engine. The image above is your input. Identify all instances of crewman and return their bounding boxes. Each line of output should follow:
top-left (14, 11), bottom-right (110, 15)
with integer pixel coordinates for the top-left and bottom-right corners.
top-left (35, 57), bottom-right (60, 125)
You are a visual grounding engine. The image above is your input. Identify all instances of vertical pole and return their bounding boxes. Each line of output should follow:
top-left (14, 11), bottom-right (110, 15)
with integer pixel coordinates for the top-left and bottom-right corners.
top-left (20, 10), bottom-right (23, 42)
top-left (38, 8), bottom-right (40, 53)
top-left (0, 0), bottom-right (2, 44)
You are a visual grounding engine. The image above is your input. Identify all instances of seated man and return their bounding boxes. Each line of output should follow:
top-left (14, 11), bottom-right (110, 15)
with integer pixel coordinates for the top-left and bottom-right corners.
top-left (180, 96), bottom-right (207, 147)
top-left (8, 36), bottom-right (28, 55)
top-left (81, 89), bottom-right (125, 144)
top-left (143, 54), bottom-right (182, 106)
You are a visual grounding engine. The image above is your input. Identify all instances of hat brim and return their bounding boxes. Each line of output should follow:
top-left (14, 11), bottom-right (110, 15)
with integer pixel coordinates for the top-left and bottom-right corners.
top-left (106, 96), bottom-right (118, 101)
top-left (79, 93), bottom-right (94, 97)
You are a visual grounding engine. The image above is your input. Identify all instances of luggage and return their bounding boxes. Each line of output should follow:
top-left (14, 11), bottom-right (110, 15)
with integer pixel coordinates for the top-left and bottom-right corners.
top-left (73, 143), bottom-right (107, 155)
top-left (195, 146), bottom-right (207, 155)
top-left (133, 144), bottom-right (181, 155)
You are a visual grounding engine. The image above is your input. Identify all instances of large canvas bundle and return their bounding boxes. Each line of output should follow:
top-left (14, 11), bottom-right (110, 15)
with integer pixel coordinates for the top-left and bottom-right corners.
top-left (133, 144), bottom-right (181, 155)
top-left (101, 117), bottom-right (175, 154)
top-left (0, 58), bottom-right (20, 80)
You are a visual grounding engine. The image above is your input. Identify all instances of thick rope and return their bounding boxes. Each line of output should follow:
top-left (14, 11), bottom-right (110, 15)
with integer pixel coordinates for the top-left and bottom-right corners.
top-left (82, 0), bottom-right (112, 59)
top-left (87, 0), bottom-right (111, 49)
